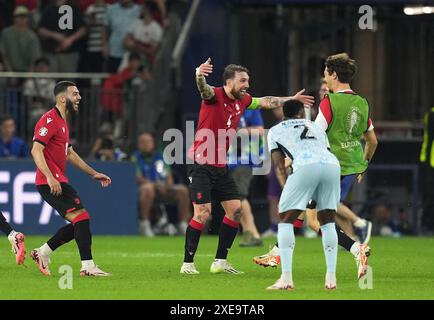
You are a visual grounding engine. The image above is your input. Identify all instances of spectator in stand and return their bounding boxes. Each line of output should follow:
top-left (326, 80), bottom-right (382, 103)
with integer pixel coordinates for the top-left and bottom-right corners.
top-left (89, 123), bottom-right (127, 161)
top-left (22, 57), bottom-right (56, 126)
top-left (136, 0), bottom-right (168, 27)
top-left (14, 0), bottom-right (39, 27)
top-left (0, 115), bottom-right (29, 159)
top-left (121, 2), bottom-right (163, 71)
top-left (0, 6), bottom-right (42, 72)
top-left (131, 132), bottom-right (190, 237)
top-left (81, 0), bottom-right (108, 72)
top-left (38, 0), bottom-right (86, 72)
top-left (100, 52), bottom-right (151, 126)
top-left (103, 0), bottom-right (141, 73)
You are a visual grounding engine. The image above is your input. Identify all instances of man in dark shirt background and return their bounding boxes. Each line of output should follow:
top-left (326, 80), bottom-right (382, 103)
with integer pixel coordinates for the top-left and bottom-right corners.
top-left (38, 0), bottom-right (86, 72)
top-left (0, 115), bottom-right (28, 159)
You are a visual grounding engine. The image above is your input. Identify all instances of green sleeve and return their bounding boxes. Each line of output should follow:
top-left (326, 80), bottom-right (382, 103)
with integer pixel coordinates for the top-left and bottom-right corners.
top-left (247, 97), bottom-right (260, 110)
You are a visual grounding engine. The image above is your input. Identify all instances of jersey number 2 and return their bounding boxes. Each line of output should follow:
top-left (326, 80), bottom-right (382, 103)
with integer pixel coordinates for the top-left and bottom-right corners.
top-left (295, 125), bottom-right (316, 140)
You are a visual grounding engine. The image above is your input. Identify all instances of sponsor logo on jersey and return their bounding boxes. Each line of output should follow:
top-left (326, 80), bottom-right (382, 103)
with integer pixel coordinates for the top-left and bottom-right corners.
top-left (47, 117), bottom-right (53, 124)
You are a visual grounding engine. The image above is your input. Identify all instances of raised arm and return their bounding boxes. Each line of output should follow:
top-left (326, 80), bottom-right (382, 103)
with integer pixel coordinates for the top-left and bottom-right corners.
top-left (195, 58), bottom-right (215, 101)
top-left (254, 89), bottom-right (315, 110)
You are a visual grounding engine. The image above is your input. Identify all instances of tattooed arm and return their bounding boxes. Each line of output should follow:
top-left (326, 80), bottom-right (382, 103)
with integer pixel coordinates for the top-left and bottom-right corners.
top-left (195, 58), bottom-right (215, 101)
top-left (251, 89), bottom-right (315, 110)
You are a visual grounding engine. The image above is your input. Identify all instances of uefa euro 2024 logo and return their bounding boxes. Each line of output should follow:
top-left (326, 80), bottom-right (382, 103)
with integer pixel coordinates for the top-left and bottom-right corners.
top-left (346, 107), bottom-right (361, 136)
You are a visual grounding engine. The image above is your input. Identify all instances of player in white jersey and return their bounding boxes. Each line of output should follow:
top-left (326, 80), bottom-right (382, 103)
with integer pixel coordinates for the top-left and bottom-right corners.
top-left (254, 79), bottom-right (370, 279)
top-left (266, 99), bottom-right (340, 290)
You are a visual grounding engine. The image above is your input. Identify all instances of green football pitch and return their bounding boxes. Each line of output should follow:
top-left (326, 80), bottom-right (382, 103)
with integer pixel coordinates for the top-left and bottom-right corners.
top-left (1, 236), bottom-right (434, 300)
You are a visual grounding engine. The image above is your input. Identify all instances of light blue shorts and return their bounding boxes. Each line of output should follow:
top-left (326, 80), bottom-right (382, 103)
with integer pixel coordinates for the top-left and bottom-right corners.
top-left (278, 163), bottom-right (341, 213)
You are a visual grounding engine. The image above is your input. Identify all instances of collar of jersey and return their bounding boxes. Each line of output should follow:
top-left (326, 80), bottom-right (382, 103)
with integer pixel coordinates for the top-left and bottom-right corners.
top-left (336, 89), bottom-right (356, 94)
top-left (54, 107), bottom-right (64, 119)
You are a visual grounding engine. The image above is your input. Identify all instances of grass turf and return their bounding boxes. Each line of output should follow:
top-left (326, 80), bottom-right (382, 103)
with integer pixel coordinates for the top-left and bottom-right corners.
top-left (1, 235), bottom-right (433, 300)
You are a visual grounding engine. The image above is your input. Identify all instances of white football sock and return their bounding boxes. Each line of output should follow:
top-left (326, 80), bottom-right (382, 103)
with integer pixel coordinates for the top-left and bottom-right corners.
top-left (82, 260), bottom-right (95, 268)
top-left (350, 242), bottom-right (360, 257)
top-left (40, 243), bottom-right (53, 256)
top-left (353, 218), bottom-right (367, 228)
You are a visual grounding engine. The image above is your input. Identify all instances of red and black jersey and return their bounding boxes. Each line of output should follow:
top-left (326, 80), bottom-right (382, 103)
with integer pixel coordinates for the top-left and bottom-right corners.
top-left (33, 107), bottom-right (71, 186)
top-left (188, 87), bottom-right (253, 167)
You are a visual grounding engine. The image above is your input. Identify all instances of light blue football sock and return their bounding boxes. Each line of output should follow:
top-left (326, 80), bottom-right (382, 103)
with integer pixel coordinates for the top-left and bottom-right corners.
top-left (278, 223), bottom-right (295, 281)
top-left (320, 222), bottom-right (338, 273)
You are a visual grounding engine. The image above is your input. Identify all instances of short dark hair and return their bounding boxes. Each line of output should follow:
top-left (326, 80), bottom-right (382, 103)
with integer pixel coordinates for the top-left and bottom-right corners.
top-left (222, 64), bottom-right (249, 85)
top-left (324, 53), bottom-right (357, 83)
top-left (54, 81), bottom-right (76, 96)
top-left (0, 115), bottom-right (14, 125)
top-left (283, 100), bottom-right (304, 119)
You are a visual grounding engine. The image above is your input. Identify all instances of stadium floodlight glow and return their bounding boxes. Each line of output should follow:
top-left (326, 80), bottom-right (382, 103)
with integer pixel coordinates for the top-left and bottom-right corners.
top-left (403, 6), bottom-right (434, 15)
top-left (423, 6), bottom-right (433, 14)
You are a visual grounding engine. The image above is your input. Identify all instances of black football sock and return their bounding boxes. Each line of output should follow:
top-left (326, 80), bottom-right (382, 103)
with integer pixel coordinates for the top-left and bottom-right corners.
top-left (74, 219), bottom-right (93, 261)
top-left (184, 220), bottom-right (204, 263)
top-left (215, 217), bottom-right (239, 260)
top-left (336, 225), bottom-right (355, 252)
top-left (315, 225), bottom-right (355, 252)
top-left (0, 211), bottom-right (13, 236)
top-left (47, 224), bottom-right (75, 251)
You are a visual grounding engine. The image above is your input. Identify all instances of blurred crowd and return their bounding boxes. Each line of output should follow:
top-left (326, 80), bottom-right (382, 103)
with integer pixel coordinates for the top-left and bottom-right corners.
top-left (0, 0), bottom-right (171, 156)
top-left (0, 0), bottom-right (166, 74)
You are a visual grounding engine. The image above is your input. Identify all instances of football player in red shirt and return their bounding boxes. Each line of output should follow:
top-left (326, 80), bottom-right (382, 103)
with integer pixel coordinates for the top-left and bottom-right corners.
top-left (30, 81), bottom-right (112, 277)
top-left (181, 58), bottom-right (314, 274)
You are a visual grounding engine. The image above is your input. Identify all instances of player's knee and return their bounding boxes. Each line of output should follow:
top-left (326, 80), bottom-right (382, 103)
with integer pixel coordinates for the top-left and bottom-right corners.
top-left (193, 204), bottom-right (211, 224)
top-left (68, 209), bottom-right (90, 225)
top-left (317, 209), bottom-right (335, 225)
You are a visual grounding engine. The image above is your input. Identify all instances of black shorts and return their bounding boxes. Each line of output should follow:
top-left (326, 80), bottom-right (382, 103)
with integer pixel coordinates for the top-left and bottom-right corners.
top-left (37, 183), bottom-right (85, 218)
top-left (187, 163), bottom-right (240, 204)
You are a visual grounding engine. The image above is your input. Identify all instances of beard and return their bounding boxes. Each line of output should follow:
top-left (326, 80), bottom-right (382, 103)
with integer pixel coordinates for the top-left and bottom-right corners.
top-left (230, 87), bottom-right (244, 100)
top-left (65, 98), bottom-right (78, 114)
